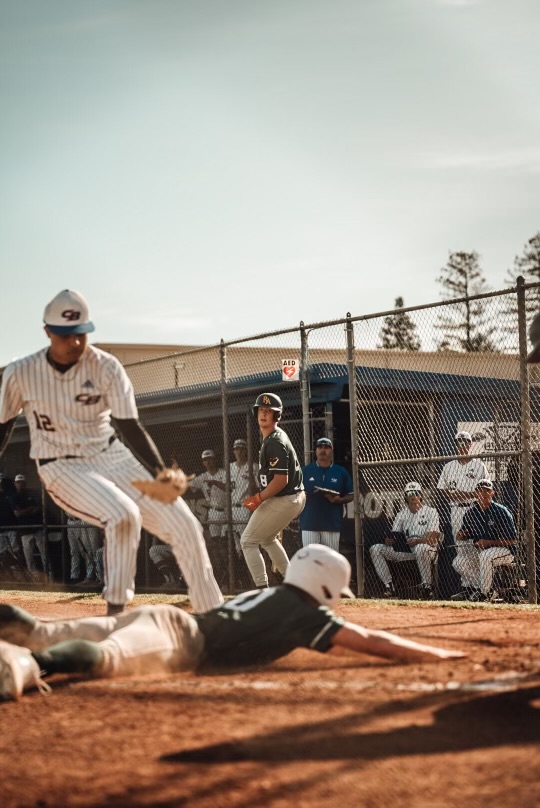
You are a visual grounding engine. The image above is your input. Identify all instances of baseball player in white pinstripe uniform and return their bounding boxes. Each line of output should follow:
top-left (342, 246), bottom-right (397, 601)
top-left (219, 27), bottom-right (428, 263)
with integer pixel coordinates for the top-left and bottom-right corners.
top-left (370, 482), bottom-right (440, 599)
top-left (0, 290), bottom-right (223, 615)
top-left (437, 430), bottom-right (488, 593)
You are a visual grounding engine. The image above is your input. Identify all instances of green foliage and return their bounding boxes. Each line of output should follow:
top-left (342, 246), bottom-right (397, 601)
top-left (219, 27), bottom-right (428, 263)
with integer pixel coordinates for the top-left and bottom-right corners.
top-left (436, 251), bottom-right (499, 352)
top-left (378, 297), bottom-right (421, 351)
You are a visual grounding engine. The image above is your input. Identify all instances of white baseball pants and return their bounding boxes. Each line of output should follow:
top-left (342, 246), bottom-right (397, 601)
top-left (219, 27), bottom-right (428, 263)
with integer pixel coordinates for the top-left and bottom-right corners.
top-left (37, 441), bottom-right (223, 612)
top-left (26, 604), bottom-right (205, 678)
top-left (369, 543), bottom-right (437, 586)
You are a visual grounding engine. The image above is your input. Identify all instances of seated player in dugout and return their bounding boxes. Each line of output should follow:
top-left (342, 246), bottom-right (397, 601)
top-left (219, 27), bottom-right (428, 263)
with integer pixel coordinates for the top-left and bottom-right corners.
top-left (0, 545), bottom-right (465, 701)
top-left (453, 479), bottom-right (517, 602)
top-left (369, 482), bottom-right (440, 600)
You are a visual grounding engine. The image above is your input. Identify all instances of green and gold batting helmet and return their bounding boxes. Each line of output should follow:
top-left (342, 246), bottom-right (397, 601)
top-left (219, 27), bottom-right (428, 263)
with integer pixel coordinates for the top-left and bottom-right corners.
top-left (252, 392), bottom-right (283, 419)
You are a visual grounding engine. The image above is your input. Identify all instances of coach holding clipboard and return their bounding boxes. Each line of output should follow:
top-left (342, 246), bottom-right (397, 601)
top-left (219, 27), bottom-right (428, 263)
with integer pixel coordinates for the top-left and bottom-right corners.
top-left (300, 438), bottom-right (354, 551)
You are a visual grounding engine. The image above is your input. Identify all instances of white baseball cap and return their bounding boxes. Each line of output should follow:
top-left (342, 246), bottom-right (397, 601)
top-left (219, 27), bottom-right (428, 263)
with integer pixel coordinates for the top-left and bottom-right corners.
top-left (201, 449), bottom-right (215, 459)
top-left (233, 439), bottom-right (247, 449)
top-left (404, 481), bottom-right (422, 497)
top-left (14, 474), bottom-right (25, 482)
top-left (475, 478), bottom-right (494, 490)
top-left (43, 289), bottom-right (95, 335)
top-left (284, 544), bottom-right (354, 607)
top-left (455, 430), bottom-right (472, 442)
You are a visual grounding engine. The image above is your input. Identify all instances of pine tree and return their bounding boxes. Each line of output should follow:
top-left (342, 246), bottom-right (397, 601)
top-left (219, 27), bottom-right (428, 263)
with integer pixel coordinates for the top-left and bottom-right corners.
top-left (378, 297), bottom-right (421, 351)
top-left (436, 251), bottom-right (498, 352)
top-left (505, 232), bottom-right (540, 321)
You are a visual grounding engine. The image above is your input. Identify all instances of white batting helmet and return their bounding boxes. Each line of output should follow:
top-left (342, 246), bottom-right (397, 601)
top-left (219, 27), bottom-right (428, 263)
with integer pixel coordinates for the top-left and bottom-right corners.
top-left (284, 544), bottom-right (354, 607)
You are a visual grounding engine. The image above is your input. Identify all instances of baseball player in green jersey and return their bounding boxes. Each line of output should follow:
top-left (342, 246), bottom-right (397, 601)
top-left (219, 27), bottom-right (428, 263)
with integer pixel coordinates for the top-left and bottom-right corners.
top-left (241, 393), bottom-right (306, 588)
top-left (0, 544), bottom-right (465, 700)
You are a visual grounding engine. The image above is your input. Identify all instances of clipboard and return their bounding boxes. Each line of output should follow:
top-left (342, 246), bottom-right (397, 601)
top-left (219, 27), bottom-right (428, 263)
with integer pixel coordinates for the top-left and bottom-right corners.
top-left (314, 486), bottom-right (340, 496)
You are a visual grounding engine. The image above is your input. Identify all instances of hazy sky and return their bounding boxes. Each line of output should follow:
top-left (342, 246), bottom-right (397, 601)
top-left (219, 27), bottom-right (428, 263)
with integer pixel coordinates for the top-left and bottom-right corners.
top-left (1, 0), bottom-right (539, 365)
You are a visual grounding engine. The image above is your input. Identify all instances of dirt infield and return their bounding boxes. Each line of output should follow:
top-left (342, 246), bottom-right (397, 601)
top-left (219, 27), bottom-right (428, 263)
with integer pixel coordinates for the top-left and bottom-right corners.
top-left (0, 592), bottom-right (538, 808)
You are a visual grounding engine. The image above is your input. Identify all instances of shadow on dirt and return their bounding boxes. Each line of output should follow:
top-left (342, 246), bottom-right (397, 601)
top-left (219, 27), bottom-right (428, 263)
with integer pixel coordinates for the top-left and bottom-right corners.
top-left (162, 684), bottom-right (540, 764)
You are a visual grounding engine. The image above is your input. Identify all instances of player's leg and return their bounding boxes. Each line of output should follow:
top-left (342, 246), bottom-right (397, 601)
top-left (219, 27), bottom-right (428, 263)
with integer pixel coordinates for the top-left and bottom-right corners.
top-left (319, 532), bottom-right (340, 552)
top-left (66, 521), bottom-right (84, 582)
top-left (479, 547), bottom-right (514, 596)
top-left (135, 498), bottom-right (223, 611)
top-left (21, 534), bottom-right (38, 575)
top-left (0, 602), bottom-right (121, 650)
top-left (40, 461), bottom-right (142, 611)
top-left (241, 494), bottom-right (304, 587)
top-left (257, 493), bottom-right (305, 573)
top-left (87, 445), bottom-right (223, 611)
top-left (96, 604), bottom-right (204, 678)
top-left (369, 543), bottom-right (393, 586)
top-left (302, 530), bottom-right (322, 547)
top-left (412, 544), bottom-right (437, 586)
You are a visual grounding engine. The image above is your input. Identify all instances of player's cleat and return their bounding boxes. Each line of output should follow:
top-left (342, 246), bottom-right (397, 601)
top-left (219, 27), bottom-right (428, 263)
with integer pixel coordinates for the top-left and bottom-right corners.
top-left (417, 583), bottom-right (435, 600)
top-left (77, 578), bottom-right (100, 589)
top-left (467, 589), bottom-right (487, 602)
top-left (383, 582), bottom-right (396, 598)
top-left (0, 640), bottom-right (51, 700)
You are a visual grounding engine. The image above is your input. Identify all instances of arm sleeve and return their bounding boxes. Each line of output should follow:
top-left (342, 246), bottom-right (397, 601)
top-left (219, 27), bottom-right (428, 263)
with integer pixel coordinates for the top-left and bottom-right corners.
top-left (501, 509), bottom-right (517, 539)
top-left (0, 364), bottom-right (23, 422)
top-left (392, 511), bottom-right (403, 532)
top-left (103, 359), bottom-right (138, 420)
top-left (113, 418), bottom-right (165, 475)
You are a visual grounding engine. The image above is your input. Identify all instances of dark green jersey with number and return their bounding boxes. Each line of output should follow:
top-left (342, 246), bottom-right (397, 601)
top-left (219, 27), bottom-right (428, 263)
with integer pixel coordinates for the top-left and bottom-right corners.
top-left (194, 585), bottom-right (344, 671)
top-left (259, 426), bottom-right (303, 496)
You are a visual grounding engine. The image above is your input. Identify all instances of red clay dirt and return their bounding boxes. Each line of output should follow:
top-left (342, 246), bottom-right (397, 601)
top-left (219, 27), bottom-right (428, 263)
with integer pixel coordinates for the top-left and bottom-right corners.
top-left (0, 592), bottom-right (538, 808)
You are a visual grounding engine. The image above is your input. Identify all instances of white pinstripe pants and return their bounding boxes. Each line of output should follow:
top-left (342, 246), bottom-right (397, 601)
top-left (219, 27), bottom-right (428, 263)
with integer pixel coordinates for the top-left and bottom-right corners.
top-left (37, 441), bottom-right (223, 611)
top-left (301, 531), bottom-right (340, 552)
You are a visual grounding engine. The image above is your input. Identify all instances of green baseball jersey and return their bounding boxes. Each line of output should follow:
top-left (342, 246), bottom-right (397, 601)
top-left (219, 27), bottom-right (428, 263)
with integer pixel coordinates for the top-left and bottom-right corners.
top-left (259, 426), bottom-right (303, 496)
top-left (195, 585), bottom-right (344, 670)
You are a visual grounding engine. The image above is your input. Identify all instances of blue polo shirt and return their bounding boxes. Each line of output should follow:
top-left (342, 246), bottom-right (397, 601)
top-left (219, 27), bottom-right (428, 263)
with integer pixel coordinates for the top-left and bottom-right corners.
top-left (461, 501), bottom-right (517, 553)
top-left (300, 462), bottom-right (353, 532)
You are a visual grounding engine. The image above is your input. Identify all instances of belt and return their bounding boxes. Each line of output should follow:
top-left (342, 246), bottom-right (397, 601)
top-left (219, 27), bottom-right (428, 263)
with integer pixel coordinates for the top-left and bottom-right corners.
top-left (453, 502), bottom-right (473, 508)
top-left (212, 508), bottom-right (225, 512)
top-left (38, 435), bottom-right (117, 467)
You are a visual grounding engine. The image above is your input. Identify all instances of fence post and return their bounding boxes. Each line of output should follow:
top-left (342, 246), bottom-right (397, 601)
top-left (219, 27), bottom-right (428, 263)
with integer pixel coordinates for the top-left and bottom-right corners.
top-left (220, 340), bottom-right (234, 594)
top-left (300, 322), bottom-right (311, 465)
top-left (517, 277), bottom-right (537, 604)
top-left (345, 313), bottom-right (364, 597)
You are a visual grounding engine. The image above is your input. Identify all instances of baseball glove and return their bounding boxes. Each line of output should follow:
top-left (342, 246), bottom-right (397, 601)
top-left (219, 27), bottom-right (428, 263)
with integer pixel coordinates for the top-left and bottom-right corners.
top-left (132, 468), bottom-right (189, 504)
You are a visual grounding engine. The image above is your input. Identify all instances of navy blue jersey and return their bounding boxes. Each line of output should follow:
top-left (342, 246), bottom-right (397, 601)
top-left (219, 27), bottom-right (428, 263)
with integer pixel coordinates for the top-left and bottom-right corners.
top-left (300, 463), bottom-right (353, 532)
top-left (0, 492), bottom-right (17, 527)
top-left (13, 490), bottom-right (42, 527)
top-left (259, 427), bottom-right (303, 497)
top-left (195, 585), bottom-right (344, 670)
top-left (461, 501), bottom-right (517, 551)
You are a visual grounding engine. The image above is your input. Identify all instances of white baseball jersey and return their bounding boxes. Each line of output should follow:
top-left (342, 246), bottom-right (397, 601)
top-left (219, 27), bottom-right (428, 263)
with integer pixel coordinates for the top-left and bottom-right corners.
top-left (190, 469), bottom-right (227, 510)
top-left (0, 345), bottom-right (223, 613)
top-left (392, 504), bottom-right (440, 538)
top-left (0, 346), bottom-right (137, 458)
top-left (437, 459), bottom-right (488, 503)
top-left (230, 461), bottom-right (258, 506)
top-left (437, 457), bottom-right (489, 540)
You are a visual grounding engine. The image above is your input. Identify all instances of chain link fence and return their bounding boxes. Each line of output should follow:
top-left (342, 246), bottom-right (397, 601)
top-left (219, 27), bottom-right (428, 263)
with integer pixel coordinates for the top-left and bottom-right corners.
top-left (0, 281), bottom-right (537, 603)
